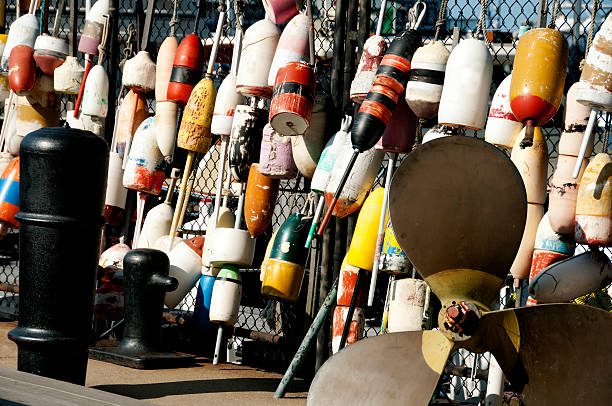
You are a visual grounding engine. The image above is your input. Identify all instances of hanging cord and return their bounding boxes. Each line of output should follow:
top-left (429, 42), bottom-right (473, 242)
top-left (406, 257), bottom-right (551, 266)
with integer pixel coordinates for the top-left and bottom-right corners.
top-left (434, 0), bottom-right (449, 41)
top-left (39, 0), bottom-right (46, 34)
top-left (406, 0), bottom-right (426, 30)
top-left (475, 0), bottom-right (491, 47)
top-left (547, 0), bottom-right (560, 29)
top-left (580, 0), bottom-right (599, 71)
top-left (603, 113), bottom-right (611, 154)
top-left (119, 24), bottom-right (136, 70)
top-left (169, 0), bottom-right (179, 36)
top-left (233, 0), bottom-right (243, 33)
top-left (97, 14), bottom-right (110, 64)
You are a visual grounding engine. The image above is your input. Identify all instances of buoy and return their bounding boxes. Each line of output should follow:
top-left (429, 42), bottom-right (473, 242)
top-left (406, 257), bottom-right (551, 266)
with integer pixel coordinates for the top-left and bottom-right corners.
top-left (337, 258), bottom-right (367, 307)
top-left (350, 35), bottom-right (387, 103)
top-left (510, 203), bottom-right (544, 280)
top-left (262, 213), bottom-right (312, 302)
top-left (438, 38), bottom-right (492, 130)
top-left (33, 36), bottom-right (68, 76)
top-left (259, 124), bottom-right (298, 179)
top-left (104, 152), bottom-right (128, 226)
top-left (375, 97), bottom-right (416, 153)
top-left (81, 64), bottom-right (109, 117)
top-left (210, 264), bottom-right (242, 325)
top-left (404, 40), bottom-right (450, 119)
top-left (548, 154), bottom-right (587, 234)
top-left (346, 188), bottom-right (386, 270)
top-left (485, 74), bottom-right (523, 149)
top-left (268, 13), bottom-right (310, 87)
top-left (387, 277), bottom-right (427, 333)
top-left (123, 50), bottom-right (156, 93)
top-left (510, 126), bottom-right (547, 205)
top-left (324, 145), bottom-right (384, 218)
top-left (262, 0), bottom-right (300, 24)
top-left (53, 56), bottom-right (84, 94)
top-left (380, 221), bottom-right (411, 273)
top-left (229, 104), bottom-right (267, 182)
top-left (8, 45), bottom-right (36, 95)
top-left (115, 90), bottom-right (150, 159)
top-left (123, 117), bottom-right (165, 195)
top-left (96, 238), bottom-right (130, 320)
top-left (422, 123), bottom-right (461, 144)
top-left (290, 94), bottom-right (328, 178)
top-left (558, 82), bottom-right (593, 157)
top-left (270, 61), bottom-right (316, 136)
top-left (167, 34), bottom-right (204, 105)
top-left (178, 75), bottom-right (216, 154)
top-left (575, 153), bottom-right (612, 246)
top-left (244, 163), bottom-right (280, 238)
top-left (0, 153), bottom-right (12, 177)
top-left (0, 157), bottom-right (19, 237)
top-left (510, 28), bottom-right (568, 144)
top-left (209, 227), bottom-right (255, 267)
top-left (211, 73), bottom-right (242, 136)
top-left (165, 236), bottom-right (205, 309)
top-left (78, 0), bottom-right (109, 56)
top-left (236, 19), bottom-right (280, 98)
top-left (13, 95), bottom-right (60, 154)
top-left (331, 305), bottom-right (364, 354)
top-left (27, 73), bottom-right (59, 109)
top-left (1, 14), bottom-right (39, 72)
top-left (99, 237), bottom-right (131, 271)
top-left (193, 274), bottom-right (216, 330)
top-left (136, 174), bottom-right (179, 248)
top-left (155, 36), bottom-right (178, 102)
top-left (155, 101), bottom-right (178, 160)
top-left (310, 116), bottom-right (352, 193)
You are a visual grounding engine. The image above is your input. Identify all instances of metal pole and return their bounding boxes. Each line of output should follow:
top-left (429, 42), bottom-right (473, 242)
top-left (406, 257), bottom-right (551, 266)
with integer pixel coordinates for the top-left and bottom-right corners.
top-left (315, 216), bottom-right (334, 371)
top-left (275, 279), bottom-right (339, 398)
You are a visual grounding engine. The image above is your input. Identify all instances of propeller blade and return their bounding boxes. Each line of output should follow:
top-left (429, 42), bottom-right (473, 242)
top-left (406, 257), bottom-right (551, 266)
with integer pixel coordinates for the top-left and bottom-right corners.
top-left (529, 250), bottom-right (612, 303)
top-left (307, 330), bottom-right (455, 406)
top-left (468, 304), bottom-right (612, 405)
top-left (389, 136), bottom-right (526, 308)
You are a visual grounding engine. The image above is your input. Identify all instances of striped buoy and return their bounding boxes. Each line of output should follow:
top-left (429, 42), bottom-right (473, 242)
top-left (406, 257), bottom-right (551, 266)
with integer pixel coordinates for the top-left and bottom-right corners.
top-left (422, 124), bottom-right (461, 144)
top-left (53, 56), bottom-right (84, 94)
top-left (558, 83), bottom-right (593, 157)
top-left (337, 258), bottom-right (367, 307)
top-left (259, 123), bottom-right (298, 179)
top-left (33, 35), bottom-right (69, 75)
top-left (387, 278), bottom-right (427, 333)
top-left (404, 40), bottom-right (449, 119)
top-left (167, 34), bottom-right (204, 105)
top-left (165, 236), bottom-right (205, 309)
top-left (178, 76), bottom-right (216, 153)
top-left (485, 74), bottom-right (523, 149)
top-left (0, 157), bottom-right (19, 234)
top-left (331, 306), bottom-right (365, 354)
top-left (210, 265), bottom-right (242, 325)
top-left (123, 50), bottom-right (156, 93)
top-left (548, 154), bottom-right (587, 234)
top-left (123, 117), bottom-right (165, 195)
top-left (116, 90), bottom-right (150, 159)
top-left (244, 163), bottom-right (280, 238)
top-left (346, 188), bottom-right (386, 270)
top-left (262, 0), bottom-right (301, 24)
top-left (155, 36), bottom-right (178, 102)
top-left (575, 153), bottom-right (612, 246)
top-left (350, 35), bottom-right (387, 103)
top-left (211, 73), bottom-right (242, 136)
top-left (1, 13), bottom-right (39, 72)
top-left (81, 64), bottom-right (109, 117)
top-left (8, 45), bottom-right (36, 95)
top-left (268, 13), bottom-right (310, 87)
top-left (270, 61), bottom-right (316, 136)
top-left (380, 222), bottom-right (411, 273)
top-left (375, 97), bottom-right (416, 153)
top-left (229, 105), bottom-right (267, 182)
top-left (104, 152), bottom-right (128, 226)
top-left (78, 0), bottom-right (109, 56)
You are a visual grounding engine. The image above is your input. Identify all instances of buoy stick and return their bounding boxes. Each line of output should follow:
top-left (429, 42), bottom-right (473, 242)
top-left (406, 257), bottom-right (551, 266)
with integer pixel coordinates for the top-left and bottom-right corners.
top-left (212, 136), bottom-right (229, 226)
top-left (213, 324), bottom-right (223, 365)
top-left (133, 192), bottom-right (146, 246)
top-left (165, 168), bottom-right (180, 204)
top-left (0, 92), bottom-right (16, 151)
top-left (52, 0), bottom-right (67, 36)
top-left (206, 1), bottom-right (225, 76)
top-left (317, 149), bottom-right (359, 235)
top-left (573, 109), bottom-right (598, 178)
top-left (73, 56), bottom-right (93, 118)
top-left (379, 274), bottom-right (394, 333)
top-left (305, 196), bottom-right (324, 248)
top-left (169, 151), bottom-right (195, 244)
top-left (338, 268), bottom-right (365, 351)
top-left (484, 285), bottom-right (509, 405)
top-left (367, 153), bottom-right (396, 306)
top-left (234, 183), bottom-right (245, 229)
top-left (375, 0), bottom-right (388, 36)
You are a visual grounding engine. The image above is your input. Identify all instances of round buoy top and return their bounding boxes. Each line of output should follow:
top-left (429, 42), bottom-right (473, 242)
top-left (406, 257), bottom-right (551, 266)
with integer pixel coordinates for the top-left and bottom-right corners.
top-left (123, 248), bottom-right (170, 273)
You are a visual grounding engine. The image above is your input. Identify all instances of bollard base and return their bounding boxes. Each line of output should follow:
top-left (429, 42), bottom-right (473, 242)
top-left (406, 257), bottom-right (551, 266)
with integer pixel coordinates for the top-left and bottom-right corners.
top-left (88, 346), bottom-right (196, 370)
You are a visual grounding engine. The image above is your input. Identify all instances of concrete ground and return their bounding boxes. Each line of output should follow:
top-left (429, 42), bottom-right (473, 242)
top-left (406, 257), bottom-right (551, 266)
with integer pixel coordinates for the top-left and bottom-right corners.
top-left (0, 321), bottom-right (308, 405)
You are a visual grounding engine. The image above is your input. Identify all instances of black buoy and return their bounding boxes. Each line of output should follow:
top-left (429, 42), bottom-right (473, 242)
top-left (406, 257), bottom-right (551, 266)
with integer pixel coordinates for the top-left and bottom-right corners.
top-left (89, 249), bottom-right (196, 369)
top-left (9, 127), bottom-right (109, 385)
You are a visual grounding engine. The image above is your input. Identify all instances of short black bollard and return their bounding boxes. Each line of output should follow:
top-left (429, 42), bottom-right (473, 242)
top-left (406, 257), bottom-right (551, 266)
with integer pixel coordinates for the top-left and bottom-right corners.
top-left (89, 249), bottom-right (196, 369)
top-left (9, 128), bottom-right (108, 385)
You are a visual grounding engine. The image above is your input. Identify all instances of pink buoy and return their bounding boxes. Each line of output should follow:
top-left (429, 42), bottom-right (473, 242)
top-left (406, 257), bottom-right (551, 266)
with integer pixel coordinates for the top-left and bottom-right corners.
top-left (262, 0), bottom-right (301, 24)
top-left (259, 123), bottom-right (298, 179)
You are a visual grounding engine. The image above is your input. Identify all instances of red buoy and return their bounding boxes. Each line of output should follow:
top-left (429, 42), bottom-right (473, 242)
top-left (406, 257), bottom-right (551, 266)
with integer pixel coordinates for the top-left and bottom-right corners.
top-left (167, 34), bottom-right (204, 105)
top-left (8, 45), bottom-right (35, 95)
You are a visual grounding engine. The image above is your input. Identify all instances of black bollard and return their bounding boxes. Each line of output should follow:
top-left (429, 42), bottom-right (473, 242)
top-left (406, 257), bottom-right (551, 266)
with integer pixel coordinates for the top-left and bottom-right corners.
top-left (89, 249), bottom-right (196, 369)
top-left (9, 128), bottom-right (108, 385)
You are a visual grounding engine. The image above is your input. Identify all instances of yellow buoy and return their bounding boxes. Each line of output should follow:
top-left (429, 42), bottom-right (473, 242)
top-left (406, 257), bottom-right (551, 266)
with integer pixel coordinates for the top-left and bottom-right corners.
top-left (178, 76), bottom-right (217, 154)
top-left (346, 188), bottom-right (387, 270)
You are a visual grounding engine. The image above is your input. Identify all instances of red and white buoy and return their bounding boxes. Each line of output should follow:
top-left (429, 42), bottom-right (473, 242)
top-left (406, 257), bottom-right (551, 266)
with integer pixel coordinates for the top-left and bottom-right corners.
top-left (165, 236), bottom-right (205, 309)
top-left (123, 117), bottom-right (165, 195)
top-left (485, 74), bottom-right (523, 149)
top-left (1, 13), bottom-right (39, 72)
top-left (104, 153), bottom-right (128, 226)
top-left (575, 153), bottom-right (612, 246)
top-left (331, 305), bottom-right (365, 354)
top-left (270, 61), bottom-right (316, 136)
top-left (33, 1), bottom-right (69, 75)
top-left (268, 13), bottom-right (310, 87)
top-left (136, 173), bottom-right (179, 248)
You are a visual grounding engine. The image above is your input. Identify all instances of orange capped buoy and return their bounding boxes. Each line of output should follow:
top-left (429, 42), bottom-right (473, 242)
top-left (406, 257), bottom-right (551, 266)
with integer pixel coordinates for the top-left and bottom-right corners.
top-left (267, 13), bottom-right (310, 87)
top-left (575, 153), bottom-right (612, 246)
top-left (244, 163), bottom-right (280, 238)
top-left (270, 61), bottom-right (316, 136)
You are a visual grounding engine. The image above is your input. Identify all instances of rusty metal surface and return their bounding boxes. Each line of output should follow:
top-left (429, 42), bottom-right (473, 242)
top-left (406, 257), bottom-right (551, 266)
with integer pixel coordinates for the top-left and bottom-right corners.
top-left (307, 330), bottom-right (455, 406)
top-left (389, 137), bottom-right (526, 306)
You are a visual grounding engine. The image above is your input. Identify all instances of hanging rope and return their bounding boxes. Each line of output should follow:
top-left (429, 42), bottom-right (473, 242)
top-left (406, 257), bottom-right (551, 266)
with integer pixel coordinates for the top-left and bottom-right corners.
top-left (434, 0), bottom-right (449, 41)
top-left (547, 0), bottom-right (560, 29)
top-left (476, 0), bottom-right (491, 47)
top-left (580, 0), bottom-right (599, 70)
top-left (603, 113), bottom-right (611, 154)
top-left (169, 0), bottom-right (179, 37)
top-left (97, 14), bottom-right (110, 64)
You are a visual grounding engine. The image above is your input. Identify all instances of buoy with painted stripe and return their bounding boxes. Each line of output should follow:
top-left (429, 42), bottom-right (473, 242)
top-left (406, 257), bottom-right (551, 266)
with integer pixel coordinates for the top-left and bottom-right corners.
top-left (78, 0), bottom-right (109, 56)
top-left (380, 221), bottom-right (411, 273)
top-left (211, 73), bottom-right (242, 136)
top-left (0, 157), bottom-right (20, 236)
top-left (331, 305), bottom-right (365, 354)
top-left (337, 257), bottom-right (367, 307)
top-left (291, 94), bottom-right (328, 178)
top-left (13, 94), bottom-right (60, 155)
top-left (8, 45), bottom-right (36, 95)
top-left (259, 124), bottom-right (298, 179)
top-left (262, 0), bottom-right (301, 24)
top-left (404, 40), bottom-right (449, 119)
top-left (387, 277), bottom-right (427, 333)
top-left (559, 82), bottom-right (593, 157)
top-left (350, 35), bottom-right (387, 103)
top-left (236, 19), bottom-right (280, 98)
top-left (575, 153), bottom-right (612, 246)
top-left (116, 90), bottom-right (150, 159)
top-left (270, 61), bottom-right (315, 136)
top-left (81, 64), bottom-right (109, 117)
top-left (485, 74), bottom-right (523, 149)
top-left (136, 175), bottom-right (179, 248)
top-left (438, 39), bottom-right (493, 130)
top-left (262, 213), bottom-right (312, 302)
top-left (53, 56), bottom-right (84, 94)
top-left (346, 188), bottom-right (387, 270)
top-left (310, 116), bottom-right (352, 193)
top-left (178, 75), bottom-right (216, 153)
top-left (210, 265), bottom-right (242, 325)
top-left (268, 13), bottom-right (310, 87)
top-left (165, 236), bottom-right (205, 309)
top-left (548, 154), bottom-right (588, 234)
top-left (209, 227), bottom-right (255, 267)
top-left (167, 34), bottom-right (204, 105)
top-left (123, 117), bottom-right (165, 195)
top-left (244, 163), bottom-right (280, 238)
top-left (123, 50), bottom-right (156, 93)
top-left (375, 97), bottom-right (416, 153)
top-left (104, 152), bottom-right (128, 226)
top-left (510, 28), bottom-right (568, 144)
top-left (421, 124), bottom-right (461, 144)
top-left (1, 13), bottom-right (39, 72)
top-left (229, 104), bottom-right (267, 182)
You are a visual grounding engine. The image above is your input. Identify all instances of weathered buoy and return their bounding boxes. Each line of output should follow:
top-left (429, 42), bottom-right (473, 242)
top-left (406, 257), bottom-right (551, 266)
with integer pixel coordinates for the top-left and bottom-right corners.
top-left (81, 64), bottom-right (109, 117)
top-left (558, 82), bottom-right (593, 157)
top-left (236, 19), bottom-right (280, 98)
top-left (123, 50), bottom-right (156, 93)
top-left (346, 188), bottom-right (386, 270)
top-left (387, 277), bottom-right (427, 333)
top-left (548, 154), bottom-right (588, 234)
top-left (209, 228), bottom-right (255, 267)
top-left (0, 153), bottom-right (12, 177)
top-left (165, 236), bottom-right (205, 309)
top-left (575, 153), bottom-right (612, 246)
top-left (99, 237), bottom-right (131, 271)
top-left (262, 0), bottom-right (300, 24)
top-left (350, 35), bottom-right (387, 103)
top-left (155, 36), bottom-right (178, 102)
top-left (375, 97), bottom-right (416, 153)
top-left (331, 305), bottom-right (364, 354)
top-left (123, 117), bottom-right (165, 195)
top-left (229, 104), bottom-right (267, 182)
top-left (167, 34), bottom-right (204, 105)
top-left (404, 40), bottom-right (450, 119)
top-left (337, 258), bottom-right (367, 307)
top-left (310, 116), bottom-right (352, 193)
top-left (510, 28), bottom-right (568, 141)
top-left (380, 222), bottom-right (411, 273)
top-left (269, 61), bottom-right (315, 136)
top-left (136, 175), bottom-right (179, 248)
top-left (0, 157), bottom-right (20, 235)
top-left (209, 265), bottom-right (242, 325)
top-left (33, 35), bottom-right (69, 76)
top-left (104, 152), bottom-right (128, 226)
top-left (211, 73), bottom-right (242, 136)
top-left (438, 39), bottom-right (492, 130)
top-left (13, 94), bottom-right (60, 154)
top-left (268, 13), bottom-right (310, 87)
top-left (259, 124), bottom-right (298, 179)
top-left (1, 14), bottom-right (39, 72)
top-left (510, 202), bottom-right (544, 280)
top-left (116, 90), bottom-right (150, 159)
top-left (324, 145), bottom-right (384, 218)
top-left (178, 76), bottom-right (216, 153)
top-left (485, 74), bottom-right (523, 149)
top-left (244, 163), bottom-right (279, 238)
top-left (78, 0), bottom-right (109, 56)
top-left (510, 126), bottom-right (547, 205)
top-left (27, 73), bottom-right (59, 108)
top-left (8, 45), bottom-right (36, 95)
top-left (261, 213), bottom-right (311, 302)
top-left (53, 56), bottom-right (84, 94)
top-left (290, 94), bottom-right (328, 178)
top-left (421, 124), bottom-right (461, 144)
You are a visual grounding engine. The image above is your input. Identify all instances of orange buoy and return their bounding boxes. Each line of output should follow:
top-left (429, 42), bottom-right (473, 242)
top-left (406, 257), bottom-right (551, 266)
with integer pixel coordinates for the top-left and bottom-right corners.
top-left (0, 157), bottom-right (19, 236)
top-left (8, 45), bottom-right (36, 95)
top-left (116, 90), bottom-right (150, 159)
top-left (167, 34), bottom-right (204, 105)
top-left (337, 257), bottom-right (367, 307)
top-left (575, 153), bottom-right (612, 246)
top-left (244, 163), bottom-right (280, 238)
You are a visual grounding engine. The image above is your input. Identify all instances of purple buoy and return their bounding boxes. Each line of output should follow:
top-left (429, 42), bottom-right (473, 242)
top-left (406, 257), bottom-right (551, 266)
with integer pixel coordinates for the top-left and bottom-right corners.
top-left (259, 123), bottom-right (298, 179)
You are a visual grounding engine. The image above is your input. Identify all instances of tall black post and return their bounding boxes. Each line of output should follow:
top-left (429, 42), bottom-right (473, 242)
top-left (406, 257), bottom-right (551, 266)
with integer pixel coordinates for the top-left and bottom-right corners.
top-left (105, 0), bottom-right (119, 145)
top-left (9, 128), bottom-right (109, 385)
top-left (330, 0), bottom-right (347, 117)
top-left (342, 0), bottom-right (359, 113)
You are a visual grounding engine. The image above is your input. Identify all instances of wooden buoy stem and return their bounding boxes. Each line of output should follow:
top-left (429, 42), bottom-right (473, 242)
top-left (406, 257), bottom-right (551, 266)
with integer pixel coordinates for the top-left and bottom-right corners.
top-left (73, 56), bottom-right (92, 118)
top-left (0, 92), bottom-right (15, 151)
top-left (169, 151), bottom-right (194, 245)
top-left (520, 119), bottom-right (535, 148)
top-left (573, 109), bottom-right (598, 178)
top-left (212, 325), bottom-right (223, 365)
top-left (212, 136), bottom-right (229, 227)
top-left (165, 168), bottom-right (180, 205)
top-left (52, 0), bottom-right (67, 36)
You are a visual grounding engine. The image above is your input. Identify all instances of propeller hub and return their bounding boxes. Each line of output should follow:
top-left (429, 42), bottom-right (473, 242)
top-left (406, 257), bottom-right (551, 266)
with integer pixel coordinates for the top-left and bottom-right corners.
top-left (439, 300), bottom-right (481, 341)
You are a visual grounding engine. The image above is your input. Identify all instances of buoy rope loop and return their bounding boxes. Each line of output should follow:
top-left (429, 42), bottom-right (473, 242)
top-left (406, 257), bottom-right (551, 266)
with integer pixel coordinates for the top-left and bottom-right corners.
top-left (169, 0), bottom-right (179, 36)
top-left (547, 0), bottom-right (560, 29)
top-left (580, 0), bottom-right (599, 70)
top-left (476, 0), bottom-right (491, 48)
top-left (603, 113), bottom-right (611, 154)
top-left (434, 0), bottom-right (449, 41)
top-left (97, 14), bottom-right (111, 64)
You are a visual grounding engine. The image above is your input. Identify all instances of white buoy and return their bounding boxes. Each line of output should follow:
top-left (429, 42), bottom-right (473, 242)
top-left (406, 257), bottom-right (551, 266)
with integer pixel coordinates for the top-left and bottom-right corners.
top-left (136, 174), bottom-right (179, 248)
top-left (123, 117), bottom-right (165, 195)
top-left (165, 236), bottom-right (205, 309)
top-left (1, 14), bottom-right (39, 72)
top-left (211, 73), bottom-right (242, 136)
top-left (267, 13), bottom-right (310, 87)
top-left (104, 152), bottom-right (128, 226)
top-left (208, 228), bottom-right (255, 267)
top-left (122, 50), bottom-right (156, 93)
top-left (311, 118), bottom-right (352, 193)
top-left (387, 278), bottom-right (427, 333)
top-left (155, 100), bottom-right (178, 160)
top-left (54, 56), bottom-right (85, 94)
top-left (81, 64), bottom-right (109, 117)
top-left (421, 124), bottom-right (461, 144)
top-left (485, 74), bottom-right (523, 149)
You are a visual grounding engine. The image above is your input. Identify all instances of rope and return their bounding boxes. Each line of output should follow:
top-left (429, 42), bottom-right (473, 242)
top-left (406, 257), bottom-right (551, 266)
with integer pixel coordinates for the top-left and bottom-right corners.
top-left (603, 112), bottom-right (611, 154)
top-left (580, 0), bottom-right (598, 70)
top-left (39, 0), bottom-right (45, 34)
top-left (169, 0), bottom-right (179, 37)
top-left (547, 0), bottom-right (560, 29)
top-left (434, 0), bottom-right (449, 41)
top-left (97, 14), bottom-right (110, 64)
top-left (234, 0), bottom-right (243, 33)
top-left (476, 0), bottom-right (491, 47)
